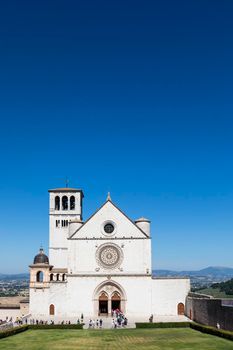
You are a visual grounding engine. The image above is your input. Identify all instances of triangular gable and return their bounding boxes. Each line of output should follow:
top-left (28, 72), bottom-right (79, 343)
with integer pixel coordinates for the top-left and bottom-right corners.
top-left (69, 199), bottom-right (149, 239)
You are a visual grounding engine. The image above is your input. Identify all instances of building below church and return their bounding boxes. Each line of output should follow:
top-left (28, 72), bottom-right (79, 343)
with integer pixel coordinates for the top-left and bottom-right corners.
top-left (29, 187), bottom-right (190, 321)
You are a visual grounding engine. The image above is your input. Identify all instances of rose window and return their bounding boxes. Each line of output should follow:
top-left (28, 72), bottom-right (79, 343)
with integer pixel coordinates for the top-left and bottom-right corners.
top-left (96, 244), bottom-right (123, 269)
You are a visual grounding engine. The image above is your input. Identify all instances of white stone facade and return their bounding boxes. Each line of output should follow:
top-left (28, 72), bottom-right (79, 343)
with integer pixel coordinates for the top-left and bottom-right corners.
top-left (29, 187), bottom-right (190, 321)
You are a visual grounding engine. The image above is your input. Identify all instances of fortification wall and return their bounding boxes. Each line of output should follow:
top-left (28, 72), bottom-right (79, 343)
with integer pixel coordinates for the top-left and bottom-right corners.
top-left (186, 295), bottom-right (233, 331)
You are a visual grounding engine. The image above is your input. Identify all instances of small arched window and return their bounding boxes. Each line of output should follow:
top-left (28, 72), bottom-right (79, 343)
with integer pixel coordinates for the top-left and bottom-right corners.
top-left (49, 304), bottom-right (55, 315)
top-left (62, 196), bottom-right (68, 210)
top-left (62, 274), bottom-right (66, 281)
top-left (50, 274), bottom-right (54, 281)
top-left (36, 271), bottom-right (43, 282)
top-left (56, 274), bottom-right (60, 281)
top-left (70, 196), bottom-right (75, 210)
top-left (55, 196), bottom-right (60, 210)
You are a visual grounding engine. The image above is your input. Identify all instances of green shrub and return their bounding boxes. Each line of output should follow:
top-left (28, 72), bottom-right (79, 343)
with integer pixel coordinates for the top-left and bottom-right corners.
top-left (28, 324), bottom-right (83, 330)
top-left (190, 323), bottom-right (233, 341)
top-left (0, 325), bottom-right (29, 339)
top-left (136, 322), bottom-right (190, 329)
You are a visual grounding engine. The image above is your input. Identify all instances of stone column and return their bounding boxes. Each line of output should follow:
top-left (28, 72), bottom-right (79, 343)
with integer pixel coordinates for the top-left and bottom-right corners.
top-left (108, 299), bottom-right (111, 317)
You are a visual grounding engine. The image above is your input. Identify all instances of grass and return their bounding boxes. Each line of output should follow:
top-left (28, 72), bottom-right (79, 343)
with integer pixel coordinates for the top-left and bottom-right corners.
top-left (0, 328), bottom-right (233, 350)
top-left (196, 287), bottom-right (233, 299)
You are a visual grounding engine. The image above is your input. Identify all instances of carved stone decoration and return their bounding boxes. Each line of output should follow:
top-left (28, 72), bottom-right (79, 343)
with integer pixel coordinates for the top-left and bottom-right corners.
top-left (96, 243), bottom-right (123, 270)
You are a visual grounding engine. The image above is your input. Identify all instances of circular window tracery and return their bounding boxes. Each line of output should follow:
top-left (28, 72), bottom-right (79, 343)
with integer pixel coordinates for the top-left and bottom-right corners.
top-left (101, 221), bottom-right (116, 236)
top-left (96, 243), bottom-right (123, 269)
top-left (104, 223), bottom-right (114, 234)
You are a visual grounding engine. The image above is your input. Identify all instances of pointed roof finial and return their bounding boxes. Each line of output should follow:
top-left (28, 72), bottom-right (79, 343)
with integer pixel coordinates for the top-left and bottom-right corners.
top-left (107, 192), bottom-right (111, 201)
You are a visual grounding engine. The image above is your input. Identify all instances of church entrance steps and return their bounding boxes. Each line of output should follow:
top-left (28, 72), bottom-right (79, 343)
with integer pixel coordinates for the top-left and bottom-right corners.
top-left (83, 316), bottom-right (136, 329)
top-left (81, 315), bottom-right (190, 329)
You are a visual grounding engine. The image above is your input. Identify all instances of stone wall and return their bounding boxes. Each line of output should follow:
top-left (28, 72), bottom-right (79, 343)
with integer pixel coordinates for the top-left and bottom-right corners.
top-left (186, 295), bottom-right (233, 331)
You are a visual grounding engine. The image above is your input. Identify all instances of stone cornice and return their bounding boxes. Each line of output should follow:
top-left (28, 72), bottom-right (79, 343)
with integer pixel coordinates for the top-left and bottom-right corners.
top-left (67, 273), bottom-right (152, 277)
top-left (29, 264), bottom-right (53, 269)
top-left (68, 237), bottom-right (151, 241)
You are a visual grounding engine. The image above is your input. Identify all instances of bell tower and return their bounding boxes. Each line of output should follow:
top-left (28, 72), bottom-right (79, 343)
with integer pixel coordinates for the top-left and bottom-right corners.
top-left (48, 187), bottom-right (84, 268)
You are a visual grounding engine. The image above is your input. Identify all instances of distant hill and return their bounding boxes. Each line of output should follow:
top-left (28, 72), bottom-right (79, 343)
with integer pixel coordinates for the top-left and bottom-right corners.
top-left (1, 267), bottom-right (233, 282)
top-left (194, 278), bottom-right (233, 298)
top-left (153, 267), bottom-right (233, 278)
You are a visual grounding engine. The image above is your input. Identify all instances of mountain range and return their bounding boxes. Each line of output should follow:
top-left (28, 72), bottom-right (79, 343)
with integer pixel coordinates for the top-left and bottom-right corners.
top-left (153, 267), bottom-right (233, 278)
top-left (1, 267), bottom-right (233, 280)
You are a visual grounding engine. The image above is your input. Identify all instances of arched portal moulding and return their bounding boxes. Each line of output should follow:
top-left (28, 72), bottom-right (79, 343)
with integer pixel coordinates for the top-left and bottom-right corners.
top-left (93, 279), bottom-right (127, 316)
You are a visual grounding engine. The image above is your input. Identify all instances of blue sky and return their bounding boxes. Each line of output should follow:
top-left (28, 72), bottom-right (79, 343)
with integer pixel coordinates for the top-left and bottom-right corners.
top-left (0, 0), bottom-right (232, 273)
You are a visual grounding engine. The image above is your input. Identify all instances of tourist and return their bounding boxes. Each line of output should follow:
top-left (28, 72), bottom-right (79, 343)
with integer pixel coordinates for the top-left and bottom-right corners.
top-left (99, 318), bottom-right (103, 328)
top-left (89, 319), bottom-right (92, 328)
top-left (96, 319), bottom-right (99, 328)
top-left (112, 319), bottom-right (115, 328)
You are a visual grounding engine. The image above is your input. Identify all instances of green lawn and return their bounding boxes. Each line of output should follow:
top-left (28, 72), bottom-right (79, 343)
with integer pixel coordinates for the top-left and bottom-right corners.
top-left (0, 328), bottom-right (233, 350)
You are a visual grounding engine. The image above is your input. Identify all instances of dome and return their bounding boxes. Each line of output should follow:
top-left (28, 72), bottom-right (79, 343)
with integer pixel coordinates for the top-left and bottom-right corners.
top-left (33, 248), bottom-right (49, 264)
top-left (135, 217), bottom-right (150, 223)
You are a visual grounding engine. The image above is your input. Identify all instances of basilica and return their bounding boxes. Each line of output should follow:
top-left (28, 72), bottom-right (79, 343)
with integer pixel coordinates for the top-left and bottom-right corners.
top-left (29, 187), bottom-right (190, 321)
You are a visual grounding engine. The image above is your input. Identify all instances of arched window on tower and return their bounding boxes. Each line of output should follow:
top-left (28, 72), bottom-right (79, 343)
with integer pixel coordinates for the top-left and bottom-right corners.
top-left (62, 274), bottom-right (66, 281)
top-left (62, 196), bottom-right (68, 210)
top-left (49, 304), bottom-right (55, 315)
top-left (50, 274), bottom-right (54, 281)
top-left (56, 274), bottom-right (60, 281)
top-left (36, 271), bottom-right (43, 282)
top-left (55, 196), bottom-right (60, 210)
top-left (70, 196), bottom-right (75, 210)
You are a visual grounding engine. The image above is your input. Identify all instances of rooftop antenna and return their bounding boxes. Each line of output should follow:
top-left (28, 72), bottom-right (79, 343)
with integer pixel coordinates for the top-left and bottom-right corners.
top-left (107, 192), bottom-right (111, 201)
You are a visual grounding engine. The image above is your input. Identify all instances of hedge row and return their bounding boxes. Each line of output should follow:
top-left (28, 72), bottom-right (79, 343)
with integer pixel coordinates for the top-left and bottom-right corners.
top-left (0, 325), bottom-right (29, 339)
top-left (190, 323), bottom-right (233, 341)
top-left (28, 324), bottom-right (84, 330)
top-left (136, 322), bottom-right (191, 328)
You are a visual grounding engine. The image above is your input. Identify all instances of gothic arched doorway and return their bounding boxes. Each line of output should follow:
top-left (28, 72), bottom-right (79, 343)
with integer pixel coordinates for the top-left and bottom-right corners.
top-left (111, 292), bottom-right (121, 311)
top-left (99, 292), bottom-right (108, 315)
top-left (93, 280), bottom-right (126, 316)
